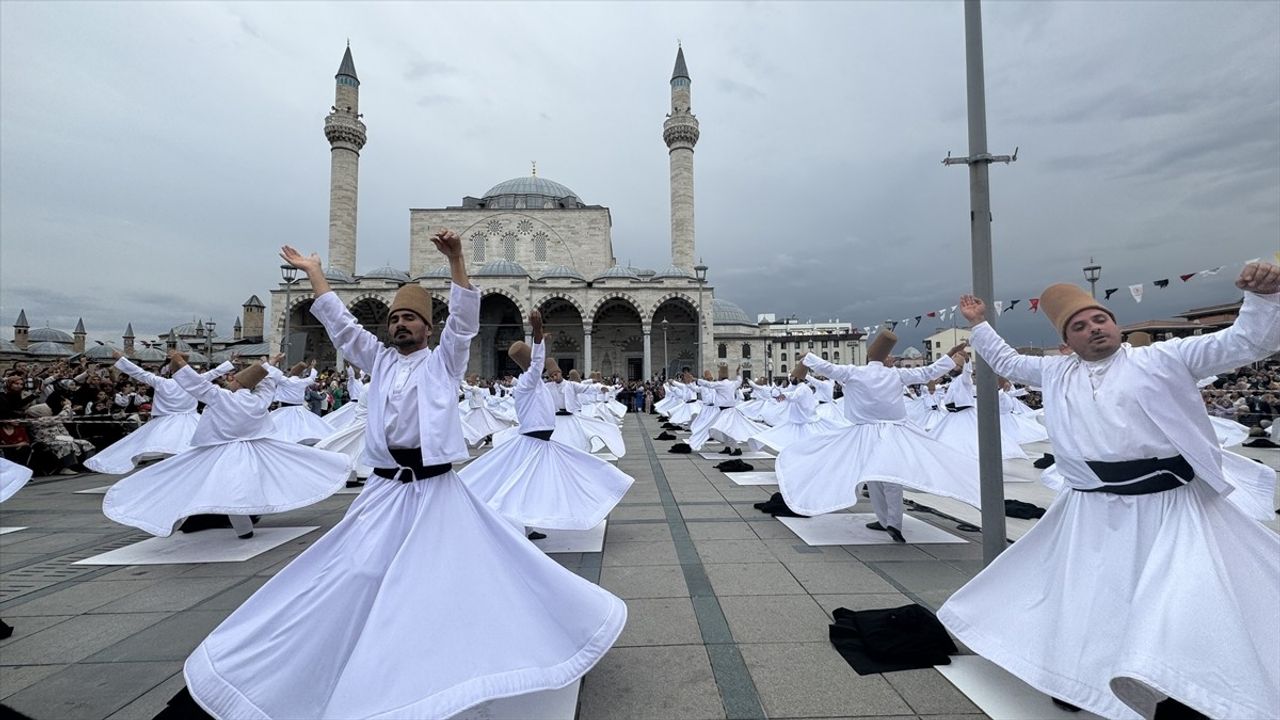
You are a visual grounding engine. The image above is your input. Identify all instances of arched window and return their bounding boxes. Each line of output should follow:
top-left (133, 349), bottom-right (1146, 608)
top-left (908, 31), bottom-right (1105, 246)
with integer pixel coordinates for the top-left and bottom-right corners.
top-left (833, 351), bottom-right (840, 362)
top-left (502, 233), bottom-right (517, 261)
top-left (821, 352), bottom-right (829, 361)
top-left (741, 343), bottom-right (751, 359)
top-left (533, 232), bottom-right (548, 261)
top-left (781, 352), bottom-right (788, 363)
top-left (471, 233), bottom-right (486, 262)
top-left (717, 343), bottom-right (727, 359)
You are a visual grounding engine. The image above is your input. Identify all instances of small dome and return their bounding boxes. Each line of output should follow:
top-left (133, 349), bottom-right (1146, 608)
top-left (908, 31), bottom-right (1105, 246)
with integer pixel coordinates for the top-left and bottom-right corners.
top-left (481, 176), bottom-right (582, 209)
top-left (325, 268), bottom-right (356, 284)
top-left (634, 268), bottom-right (657, 278)
top-left (475, 259), bottom-right (529, 277)
top-left (712, 298), bottom-right (756, 327)
top-left (592, 265), bottom-right (642, 282)
top-left (651, 265), bottom-right (694, 280)
top-left (536, 264), bottom-right (586, 282)
top-left (169, 322), bottom-right (216, 339)
top-left (132, 345), bottom-right (168, 362)
top-left (27, 341), bottom-right (75, 357)
top-left (901, 346), bottom-right (923, 358)
top-left (28, 327), bottom-right (73, 344)
top-left (0, 338), bottom-right (25, 354)
top-left (185, 350), bottom-right (208, 364)
top-left (415, 264), bottom-right (452, 280)
top-left (84, 344), bottom-right (121, 360)
top-left (360, 265), bottom-right (411, 282)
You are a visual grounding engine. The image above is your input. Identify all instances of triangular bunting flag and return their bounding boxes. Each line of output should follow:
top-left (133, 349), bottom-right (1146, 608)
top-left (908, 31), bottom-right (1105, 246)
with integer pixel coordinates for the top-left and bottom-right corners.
top-left (994, 301), bottom-right (1004, 316)
top-left (1153, 279), bottom-right (1169, 289)
top-left (1179, 273), bottom-right (1196, 282)
top-left (1198, 266), bottom-right (1223, 277)
top-left (1105, 288), bottom-right (1119, 300)
top-left (1009, 300), bottom-right (1020, 310)
top-left (1129, 284), bottom-right (1144, 303)
top-left (1029, 298), bottom-right (1040, 312)
top-left (887, 321), bottom-right (898, 331)
top-left (927, 311), bottom-right (936, 318)
top-left (913, 316), bottom-right (922, 327)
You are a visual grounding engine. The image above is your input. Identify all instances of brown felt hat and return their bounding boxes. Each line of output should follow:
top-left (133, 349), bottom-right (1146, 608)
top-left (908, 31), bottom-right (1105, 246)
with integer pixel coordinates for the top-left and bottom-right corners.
top-left (718, 364), bottom-right (729, 380)
top-left (544, 357), bottom-right (561, 376)
top-left (590, 371), bottom-right (603, 382)
top-left (568, 369), bottom-right (581, 381)
top-left (790, 361), bottom-right (808, 381)
top-left (288, 362), bottom-right (307, 377)
top-left (389, 284), bottom-right (433, 325)
top-left (1040, 283), bottom-right (1115, 339)
top-left (867, 330), bottom-right (898, 363)
top-left (235, 364), bottom-right (268, 390)
top-left (1127, 331), bottom-right (1152, 348)
top-left (508, 341), bottom-right (532, 371)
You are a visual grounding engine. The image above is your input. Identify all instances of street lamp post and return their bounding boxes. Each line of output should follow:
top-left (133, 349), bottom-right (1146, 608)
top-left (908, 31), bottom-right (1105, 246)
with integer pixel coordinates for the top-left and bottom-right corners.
top-left (205, 320), bottom-right (216, 366)
top-left (1083, 258), bottom-right (1102, 299)
top-left (694, 262), bottom-right (708, 373)
top-left (660, 317), bottom-right (669, 380)
top-left (280, 264), bottom-right (299, 360)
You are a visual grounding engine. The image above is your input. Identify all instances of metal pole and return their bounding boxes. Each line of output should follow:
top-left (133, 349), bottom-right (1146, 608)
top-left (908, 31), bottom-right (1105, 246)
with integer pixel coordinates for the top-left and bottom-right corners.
top-left (663, 326), bottom-right (668, 378)
top-left (962, 0), bottom-right (1008, 565)
top-left (697, 284), bottom-right (704, 372)
top-left (282, 281), bottom-right (292, 360)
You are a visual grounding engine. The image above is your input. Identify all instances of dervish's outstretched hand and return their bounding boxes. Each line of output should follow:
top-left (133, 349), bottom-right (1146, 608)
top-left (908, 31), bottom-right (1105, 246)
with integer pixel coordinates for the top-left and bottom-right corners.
top-left (959, 295), bottom-right (986, 326)
top-left (280, 246), bottom-right (322, 274)
top-left (1236, 261), bottom-right (1280, 295)
top-left (529, 309), bottom-right (543, 343)
top-left (430, 229), bottom-right (463, 258)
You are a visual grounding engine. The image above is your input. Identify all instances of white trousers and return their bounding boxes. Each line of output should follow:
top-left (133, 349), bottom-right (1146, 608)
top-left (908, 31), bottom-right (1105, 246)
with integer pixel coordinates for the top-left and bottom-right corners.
top-left (867, 481), bottom-right (903, 530)
top-left (229, 514), bottom-right (254, 536)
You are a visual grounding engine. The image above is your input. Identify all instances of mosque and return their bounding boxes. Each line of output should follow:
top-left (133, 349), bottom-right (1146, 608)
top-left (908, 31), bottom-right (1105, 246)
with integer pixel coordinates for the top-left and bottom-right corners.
top-left (268, 45), bottom-right (767, 381)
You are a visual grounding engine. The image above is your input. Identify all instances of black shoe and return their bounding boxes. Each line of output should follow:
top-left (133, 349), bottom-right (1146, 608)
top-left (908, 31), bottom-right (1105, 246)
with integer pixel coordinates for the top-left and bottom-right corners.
top-left (178, 514), bottom-right (232, 533)
top-left (718, 447), bottom-right (733, 454)
top-left (527, 531), bottom-right (547, 541)
top-left (344, 479), bottom-right (364, 488)
top-left (731, 448), bottom-right (742, 456)
top-left (237, 531), bottom-right (254, 540)
top-left (865, 521), bottom-right (886, 531)
top-left (886, 526), bottom-right (906, 543)
top-left (1051, 698), bottom-right (1082, 713)
top-left (1032, 453), bottom-right (1056, 469)
top-left (0, 618), bottom-right (13, 640)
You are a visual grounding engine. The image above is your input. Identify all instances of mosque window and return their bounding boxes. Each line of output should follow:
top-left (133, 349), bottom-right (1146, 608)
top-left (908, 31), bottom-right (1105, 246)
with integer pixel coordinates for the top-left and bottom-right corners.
top-left (502, 233), bottom-right (517, 261)
top-left (487, 220), bottom-right (503, 233)
top-left (821, 340), bottom-right (828, 349)
top-left (781, 353), bottom-right (788, 363)
top-left (533, 232), bottom-right (548, 261)
top-left (471, 233), bottom-right (486, 262)
top-left (793, 341), bottom-right (800, 350)
top-left (741, 343), bottom-right (751, 359)
top-left (517, 219), bottom-right (534, 235)
top-left (821, 352), bottom-right (829, 361)
top-left (717, 343), bottom-right (727, 359)
top-left (834, 351), bottom-right (840, 361)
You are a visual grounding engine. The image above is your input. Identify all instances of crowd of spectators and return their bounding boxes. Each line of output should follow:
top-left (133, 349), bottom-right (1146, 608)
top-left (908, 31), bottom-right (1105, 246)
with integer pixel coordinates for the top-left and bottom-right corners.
top-left (1203, 360), bottom-right (1279, 437)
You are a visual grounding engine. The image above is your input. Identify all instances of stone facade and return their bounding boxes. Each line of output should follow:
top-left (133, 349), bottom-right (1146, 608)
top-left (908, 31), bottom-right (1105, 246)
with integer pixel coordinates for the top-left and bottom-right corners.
top-left (408, 208), bottom-right (615, 280)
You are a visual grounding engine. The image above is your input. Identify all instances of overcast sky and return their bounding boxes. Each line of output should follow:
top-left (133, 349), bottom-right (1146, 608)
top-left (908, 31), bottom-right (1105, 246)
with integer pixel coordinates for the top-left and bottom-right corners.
top-left (2, 1), bottom-right (1277, 351)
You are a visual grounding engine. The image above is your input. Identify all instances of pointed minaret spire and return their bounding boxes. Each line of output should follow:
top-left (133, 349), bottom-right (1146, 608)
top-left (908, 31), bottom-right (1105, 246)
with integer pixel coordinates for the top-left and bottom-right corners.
top-left (73, 318), bottom-right (86, 353)
top-left (123, 323), bottom-right (135, 355)
top-left (671, 45), bottom-right (690, 82)
top-left (663, 44), bottom-right (699, 271)
top-left (14, 309), bottom-right (29, 350)
top-left (325, 43), bottom-right (367, 278)
top-left (15, 309), bottom-right (28, 328)
top-left (75, 318), bottom-right (86, 333)
top-left (337, 45), bottom-right (359, 83)
top-left (123, 323), bottom-right (134, 338)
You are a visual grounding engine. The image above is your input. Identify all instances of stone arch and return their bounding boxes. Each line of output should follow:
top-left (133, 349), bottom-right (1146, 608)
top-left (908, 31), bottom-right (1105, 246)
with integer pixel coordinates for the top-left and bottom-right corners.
top-left (349, 296), bottom-right (391, 347)
top-left (591, 295), bottom-right (645, 381)
top-left (647, 291), bottom-right (699, 321)
top-left (651, 295), bottom-right (699, 378)
top-left (480, 287), bottom-right (527, 318)
top-left (588, 292), bottom-right (644, 325)
top-left (535, 294), bottom-right (585, 374)
top-left (475, 291), bottom-right (525, 379)
top-left (533, 292), bottom-right (587, 319)
top-left (281, 297), bottom-right (334, 366)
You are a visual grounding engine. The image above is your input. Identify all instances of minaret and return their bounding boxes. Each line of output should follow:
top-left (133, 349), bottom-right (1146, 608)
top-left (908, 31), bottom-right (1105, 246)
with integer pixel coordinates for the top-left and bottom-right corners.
top-left (233, 317), bottom-right (243, 342)
top-left (324, 44), bottom-right (367, 276)
top-left (123, 323), bottom-right (135, 356)
top-left (242, 295), bottom-right (265, 341)
top-left (663, 45), bottom-right (699, 270)
top-left (73, 318), bottom-right (86, 354)
top-left (13, 309), bottom-right (28, 350)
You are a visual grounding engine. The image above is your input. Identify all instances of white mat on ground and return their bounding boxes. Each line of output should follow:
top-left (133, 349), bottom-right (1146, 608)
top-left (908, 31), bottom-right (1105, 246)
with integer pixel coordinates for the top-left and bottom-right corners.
top-left (779, 513), bottom-right (966, 545)
top-left (937, 655), bottom-right (1105, 720)
top-left (699, 451), bottom-right (775, 461)
top-left (74, 485), bottom-right (112, 495)
top-left (530, 520), bottom-right (606, 553)
top-left (0, 526), bottom-right (27, 535)
top-left (336, 486), bottom-right (363, 495)
top-left (593, 452), bottom-right (620, 462)
top-left (448, 679), bottom-right (580, 720)
top-left (74, 526), bottom-right (319, 565)
top-left (726, 471), bottom-right (778, 486)
top-left (905, 479), bottom-right (1061, 541)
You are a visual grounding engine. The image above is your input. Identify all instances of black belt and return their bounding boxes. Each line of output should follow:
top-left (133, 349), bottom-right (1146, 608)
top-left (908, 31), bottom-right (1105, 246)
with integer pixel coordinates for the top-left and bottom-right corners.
top-left (686, 400), bottom-right (698, 404)
top-left (279, 402), bottom-right (304, 408)
top-left (373, 447), bottom-right (453, 483)
top-left (523, 429), bottom-right (554, 441)
top-left (946, 403), bottom-right (972, 413)
top-left (555, 410), bottom-right (572, 416)
top-left (719, 406), bottom-right (734, 410)
top-left (1078, 455), bottom-right (1194, 495)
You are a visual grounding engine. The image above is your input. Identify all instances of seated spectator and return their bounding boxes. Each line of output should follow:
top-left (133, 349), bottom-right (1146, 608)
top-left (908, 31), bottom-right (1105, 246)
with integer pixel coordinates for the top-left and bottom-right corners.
top-left (0, 420), bottom-right (32, 468)
top-left (25, 401), bottom-right (95, 475)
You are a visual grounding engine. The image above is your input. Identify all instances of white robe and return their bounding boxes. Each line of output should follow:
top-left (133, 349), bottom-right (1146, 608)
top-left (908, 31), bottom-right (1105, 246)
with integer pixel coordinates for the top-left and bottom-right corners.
top-left (267, 367), bottom-right (333, 444)
top-left (747, 386), bottom-right (848, 453)
top-left (184, 283), bottom-right (626, 719)
top-left (0, 456), bottom-right (33, 503)
top-left (939, 291), bottom-right (1280, 720)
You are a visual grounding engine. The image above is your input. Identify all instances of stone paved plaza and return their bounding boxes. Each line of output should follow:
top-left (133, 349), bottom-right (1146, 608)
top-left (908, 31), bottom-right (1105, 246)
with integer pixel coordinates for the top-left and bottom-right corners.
top-left (2, 413), bottom-right (1277, 720)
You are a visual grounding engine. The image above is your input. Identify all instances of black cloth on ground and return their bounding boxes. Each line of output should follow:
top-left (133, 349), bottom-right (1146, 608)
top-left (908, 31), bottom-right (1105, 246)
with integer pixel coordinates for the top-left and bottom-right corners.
top-left (714, 459), bottom-right (754, 473)
top-left (828, 604), bottom-right (957, 675)
top-left (668, 442), bottom-right (692, 454)
top-left (753, 491), bottom-right (807, 517)
top-left (1004, 499), bottom-right (1046, 519)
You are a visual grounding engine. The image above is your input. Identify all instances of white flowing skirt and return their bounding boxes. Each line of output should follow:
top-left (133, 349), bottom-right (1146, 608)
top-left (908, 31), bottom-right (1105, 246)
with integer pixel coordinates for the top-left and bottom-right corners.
top-left (84, 411), bottom-right (202, 475)
top-left (323, 401), bottom-right (362, 431)
top-left (666, 401), bottom-right (700, 427)
top-left (496, 415), bottom-right (626, 458)
top-left (930, 407), bottom-right (1029, 460)
top-left (268, 405), bottom-right (335, 444)
top-left (461, 406), bottom-right (515, 446)
top-left (314, 408), bottom-right (374, 479)
top-left (0, 456), bottom-right (33, 503)
top-left (1208, 416), bottom-right (1250, 448)
top-left (938, 481), bottom-right (1280, 720)
top-left (605, 399), bottom-right (628, 420)
top-left (758, 399), bottom-right (789, 427)
top-left (747, 417), bottom-right (849, 454)
top-left (688, 406), bottom-right (722, 450)
top-left (102, 440), bottom-right (351, 537)
top-left (815, 402), bottom-right (843, 425)
top-left (709, 407), bottom-right (768, 446)
top-left (460, 435), bottom-right (634, 529)
top-left (1000, 411), bottom-right (1049, 445)
top-left (655, 396), bottom-right (681, 417)
top-left (184, 471), bottom-right (627, 720)
top-left (738, 398), bottom-right (769, 422)
top-left (777, 421), bottom-right (981, 516)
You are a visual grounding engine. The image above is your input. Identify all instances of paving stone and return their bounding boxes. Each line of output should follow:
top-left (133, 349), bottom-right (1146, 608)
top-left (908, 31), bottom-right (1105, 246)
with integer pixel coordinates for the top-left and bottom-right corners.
top-left (0, 612), bottom-right (171, 665)
top-left (685, 521), bottom-right (758, 540)
top-left (193, 576), bottom-right (270, 611)
top-left (917, 542), bottom-right (986, 560)
top-left (842, 544), bottom-right (937, 562)
top-left (0, 532), bottom-right (104, 555)
top-left (810, 593), bottom-right (915, 618)
top-left (578, 645), bottom-right (726, 720)
top-left (91, 564), bottom-right (194, 582)
top-left (601, 540), bottom-right (679, 566)
top-left (604, 522), bottom-right (673, 543)
top-left (749, 520), bottom-right (801, 540)
top-left (0, 663), bottom-right (69, 700)
top-left (3, 580), bottom-right (155, 617)
top-left (763, 539), bottom-right (855, 563)
top-left (609, 504), bottom-right (667, 522)
top-left (104, 670), bottom-right (187, 720)
top-left (3, 661), bottom-right (176, 720)
top-left (693, 538), bottom-right (774, 564)
top-left (868, 561), bottom-right (974, 596)
top-left (739, 642), bottom-right (915, 718)
top-left (0, 614), bottom-right (73, 643)
top-left (85, 610), bottom-right (229, 662)
top-left (704, 562), bottom-right (806, 596)
top-left (719, 595), bottom-right (832, 643)
top-left (884, 668), bottom-right (981, 715)
top-left (680, 504), bottom-right (743, 520)
top-left (615, 597), bottom-right (703, 647)
top-left (786, 561), bottom-right (899, 595)
top-left (598, 565), bottom-right (689, 599)
top-left (89, 576), bottom-right (244, 613)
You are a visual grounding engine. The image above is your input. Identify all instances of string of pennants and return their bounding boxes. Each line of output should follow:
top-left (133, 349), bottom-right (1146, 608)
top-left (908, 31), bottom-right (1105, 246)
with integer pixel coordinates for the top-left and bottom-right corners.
top-left (859, 252), bottom-right (1280, 336)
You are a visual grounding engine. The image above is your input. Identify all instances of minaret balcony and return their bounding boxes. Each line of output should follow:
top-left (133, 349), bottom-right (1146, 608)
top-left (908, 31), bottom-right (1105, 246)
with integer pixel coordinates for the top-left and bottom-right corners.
top-left (324, 116), bottom-right (368, 149)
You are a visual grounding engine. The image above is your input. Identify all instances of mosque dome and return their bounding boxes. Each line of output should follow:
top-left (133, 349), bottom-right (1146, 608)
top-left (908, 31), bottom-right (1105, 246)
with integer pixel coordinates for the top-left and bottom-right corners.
top-left (0, 338), bottom-right (26, 354)
top-left (480, 175), bottom-right (585, 209)
top-left (360, 265), bottom-right (411, 282)
top-left (414, 264), bottom-right (452, 280)
top-left (536, 265), bottom-right (586, 282)
top-left (83, 344), bottom-right (121, 360)
top-left (28, 327), bottom-right (73, 344)
top-left (27, 341), bottom-right (75, 357)
top-left (168, 322), bottom-right (216, 339)
top-left (592, 265), bottom-right (643, 282)
top-left (475, 259), bottom-right (529, 277)
top-left (651, 265), bottom-right (694, 280)
top-left (712, 298), bottom-right (756, 327)
top-left (325, 267), bottom-right (356, 284)
top-left (132, 345), bottom-right (168, 362)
